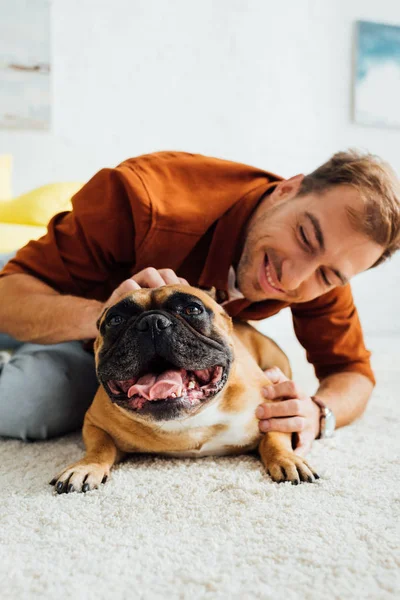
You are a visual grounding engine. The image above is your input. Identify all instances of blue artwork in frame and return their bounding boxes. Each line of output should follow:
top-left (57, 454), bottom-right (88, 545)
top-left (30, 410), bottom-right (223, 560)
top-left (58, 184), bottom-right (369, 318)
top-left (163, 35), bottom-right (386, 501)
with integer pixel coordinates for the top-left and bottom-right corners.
top-left (354, 20), bottom-right (400, 128)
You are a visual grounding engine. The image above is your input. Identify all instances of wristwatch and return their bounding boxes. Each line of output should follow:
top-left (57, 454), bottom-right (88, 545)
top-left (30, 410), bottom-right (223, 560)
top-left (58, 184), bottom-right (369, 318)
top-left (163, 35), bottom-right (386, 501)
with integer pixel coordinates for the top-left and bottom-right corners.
top-left (311, 396), bottom-right (336, 439)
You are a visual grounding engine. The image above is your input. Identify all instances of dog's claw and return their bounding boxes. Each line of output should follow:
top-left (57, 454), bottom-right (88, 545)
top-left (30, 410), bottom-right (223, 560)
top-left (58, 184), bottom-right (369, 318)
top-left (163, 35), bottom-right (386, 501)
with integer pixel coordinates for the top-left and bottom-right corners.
top-left (50, 461), bottom-right (110, 494)
top-left (265, 451), bottom-right (317, 485)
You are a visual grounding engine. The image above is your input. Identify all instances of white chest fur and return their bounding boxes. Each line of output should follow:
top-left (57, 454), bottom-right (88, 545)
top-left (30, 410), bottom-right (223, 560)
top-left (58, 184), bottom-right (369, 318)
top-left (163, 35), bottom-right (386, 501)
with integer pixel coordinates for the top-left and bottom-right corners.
top-left (159, 395), bottom-right (261, 458)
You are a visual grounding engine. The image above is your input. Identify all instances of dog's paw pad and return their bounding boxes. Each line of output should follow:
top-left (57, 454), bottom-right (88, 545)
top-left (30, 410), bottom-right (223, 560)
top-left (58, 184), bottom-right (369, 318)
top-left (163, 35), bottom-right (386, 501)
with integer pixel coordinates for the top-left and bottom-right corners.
top-left (50, 461), bottom-right (110, 494)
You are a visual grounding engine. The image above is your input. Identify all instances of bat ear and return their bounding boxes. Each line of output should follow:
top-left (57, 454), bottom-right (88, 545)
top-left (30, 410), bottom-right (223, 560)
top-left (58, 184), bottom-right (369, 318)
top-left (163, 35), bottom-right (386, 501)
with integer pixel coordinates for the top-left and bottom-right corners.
top-left (199, 286), bottom-right (217, 302)
top-left (96, 307), bottom-right (108, 331)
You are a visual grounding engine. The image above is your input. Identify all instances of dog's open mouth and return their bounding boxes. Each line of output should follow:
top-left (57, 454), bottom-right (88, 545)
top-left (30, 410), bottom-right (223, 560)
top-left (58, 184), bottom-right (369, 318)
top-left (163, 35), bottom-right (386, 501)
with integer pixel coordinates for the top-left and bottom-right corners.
top-left (106, 365), bottom-right (226, 410)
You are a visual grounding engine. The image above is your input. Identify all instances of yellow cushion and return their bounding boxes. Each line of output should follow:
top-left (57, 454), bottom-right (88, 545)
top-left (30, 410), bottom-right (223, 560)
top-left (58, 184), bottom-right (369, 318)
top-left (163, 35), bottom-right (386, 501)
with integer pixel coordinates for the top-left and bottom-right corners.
top-left (0, 181), bottom-right (83, 227)
top-left (0, 155), bottom-right (12, 200)
top-left (0, 222), bottom-right (47, 253)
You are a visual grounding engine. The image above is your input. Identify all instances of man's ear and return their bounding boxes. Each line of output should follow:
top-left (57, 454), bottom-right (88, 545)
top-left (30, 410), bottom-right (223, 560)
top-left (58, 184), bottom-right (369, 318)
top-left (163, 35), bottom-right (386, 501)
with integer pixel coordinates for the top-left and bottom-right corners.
top-left (270, 174), bottom-right (304, 203)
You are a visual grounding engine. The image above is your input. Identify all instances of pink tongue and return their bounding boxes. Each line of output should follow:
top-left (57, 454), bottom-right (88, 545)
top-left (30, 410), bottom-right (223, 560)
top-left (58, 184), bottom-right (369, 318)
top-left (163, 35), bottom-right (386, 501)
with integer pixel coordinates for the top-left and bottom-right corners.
top-left (127, 369), bottom-right (184, 400)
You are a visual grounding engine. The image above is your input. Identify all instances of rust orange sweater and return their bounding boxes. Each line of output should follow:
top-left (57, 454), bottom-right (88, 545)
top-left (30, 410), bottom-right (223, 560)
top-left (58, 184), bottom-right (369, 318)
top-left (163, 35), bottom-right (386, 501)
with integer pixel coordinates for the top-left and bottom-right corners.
top-left (0, 151), bottom-right (375, 384)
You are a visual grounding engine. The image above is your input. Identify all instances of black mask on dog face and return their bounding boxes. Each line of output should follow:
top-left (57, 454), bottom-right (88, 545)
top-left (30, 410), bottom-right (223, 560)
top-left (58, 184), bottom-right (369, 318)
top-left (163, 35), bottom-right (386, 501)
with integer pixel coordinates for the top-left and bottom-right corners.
top-left (96, 291), bottom-right (233, 421)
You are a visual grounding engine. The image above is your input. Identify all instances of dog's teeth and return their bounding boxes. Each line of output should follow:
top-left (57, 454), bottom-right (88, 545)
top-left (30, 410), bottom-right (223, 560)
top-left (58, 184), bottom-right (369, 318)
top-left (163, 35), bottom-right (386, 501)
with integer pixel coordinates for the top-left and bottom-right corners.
top-left (171, 393), bottom-right (176, 398)
top-left (188, 381), bottom-right (195, 389)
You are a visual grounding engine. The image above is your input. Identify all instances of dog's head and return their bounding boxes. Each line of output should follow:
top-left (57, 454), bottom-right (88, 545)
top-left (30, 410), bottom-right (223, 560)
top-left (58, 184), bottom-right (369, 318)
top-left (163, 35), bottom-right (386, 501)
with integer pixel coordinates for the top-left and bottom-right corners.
top-left (94, 285), bottom-right (234, 422)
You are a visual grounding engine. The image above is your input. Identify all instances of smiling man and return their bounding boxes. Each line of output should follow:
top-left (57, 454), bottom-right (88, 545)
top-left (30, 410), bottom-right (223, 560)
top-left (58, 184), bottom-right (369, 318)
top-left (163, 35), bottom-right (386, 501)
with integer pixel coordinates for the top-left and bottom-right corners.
top-left (0, 150), bottom-right (399, 449)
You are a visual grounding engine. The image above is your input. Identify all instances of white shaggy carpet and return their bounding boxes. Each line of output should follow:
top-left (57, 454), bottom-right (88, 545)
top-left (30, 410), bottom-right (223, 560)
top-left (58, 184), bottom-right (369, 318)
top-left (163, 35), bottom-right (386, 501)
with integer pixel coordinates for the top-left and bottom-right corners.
top-left (0, 335), bottom-right (399, 600)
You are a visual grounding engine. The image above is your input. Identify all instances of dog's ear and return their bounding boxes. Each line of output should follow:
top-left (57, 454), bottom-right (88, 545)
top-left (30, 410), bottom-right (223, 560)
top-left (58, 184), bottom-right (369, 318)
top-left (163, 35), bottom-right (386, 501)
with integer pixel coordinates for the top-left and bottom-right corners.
top-left (198, 286), bottom-right (233, 332)
top-left (198, 286), bottom-right (217, 302)
top-left (219, 309), bottom-right (233, 333)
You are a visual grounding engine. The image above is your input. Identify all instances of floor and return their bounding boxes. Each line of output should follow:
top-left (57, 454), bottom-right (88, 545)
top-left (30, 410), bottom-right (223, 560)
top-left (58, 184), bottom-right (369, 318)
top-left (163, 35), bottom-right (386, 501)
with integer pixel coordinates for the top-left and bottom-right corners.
top-left (0, 335), bottom-right (399, 599)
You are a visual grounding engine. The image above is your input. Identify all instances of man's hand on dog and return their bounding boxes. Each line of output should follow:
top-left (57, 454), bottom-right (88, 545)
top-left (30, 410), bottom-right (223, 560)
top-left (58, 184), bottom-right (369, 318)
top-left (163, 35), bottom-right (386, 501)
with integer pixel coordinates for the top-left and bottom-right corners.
top-left (104, 268), bottom-right (190, 308)
top-left (86, 268), bottom-right (190, 339)
top-left (256, 367), bottom-right (321, 457)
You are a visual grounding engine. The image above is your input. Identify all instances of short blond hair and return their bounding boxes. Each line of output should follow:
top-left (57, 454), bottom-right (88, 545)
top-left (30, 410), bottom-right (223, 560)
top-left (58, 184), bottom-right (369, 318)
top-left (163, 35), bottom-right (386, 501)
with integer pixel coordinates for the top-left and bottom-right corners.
top-left (299, 150), bottom-right (400, 267)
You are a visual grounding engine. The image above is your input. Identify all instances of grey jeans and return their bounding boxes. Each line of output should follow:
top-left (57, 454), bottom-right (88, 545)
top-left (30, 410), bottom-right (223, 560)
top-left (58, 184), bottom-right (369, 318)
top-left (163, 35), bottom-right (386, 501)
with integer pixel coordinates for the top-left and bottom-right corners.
top-left (0, 251), bottom-right (99, 441)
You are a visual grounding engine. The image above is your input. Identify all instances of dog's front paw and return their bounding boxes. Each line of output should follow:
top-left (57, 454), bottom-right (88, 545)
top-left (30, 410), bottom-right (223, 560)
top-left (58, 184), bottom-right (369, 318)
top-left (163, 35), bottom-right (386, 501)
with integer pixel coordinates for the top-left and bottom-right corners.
top-left (49, 460), bottom-right (110, 494)
top-left (266, 451), bottom-right (320, 485)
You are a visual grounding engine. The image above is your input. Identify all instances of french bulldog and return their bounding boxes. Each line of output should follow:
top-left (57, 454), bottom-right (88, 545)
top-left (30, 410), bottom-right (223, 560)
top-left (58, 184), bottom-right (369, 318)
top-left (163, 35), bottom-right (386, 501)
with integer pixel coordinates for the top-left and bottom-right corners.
top-left (50, 284), bottom-right (319, 493)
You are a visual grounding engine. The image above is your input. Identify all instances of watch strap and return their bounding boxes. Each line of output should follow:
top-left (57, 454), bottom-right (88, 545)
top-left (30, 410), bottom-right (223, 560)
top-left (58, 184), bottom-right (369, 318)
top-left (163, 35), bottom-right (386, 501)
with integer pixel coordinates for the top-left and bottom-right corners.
top-left (311, 395), bottom-right (327, 440)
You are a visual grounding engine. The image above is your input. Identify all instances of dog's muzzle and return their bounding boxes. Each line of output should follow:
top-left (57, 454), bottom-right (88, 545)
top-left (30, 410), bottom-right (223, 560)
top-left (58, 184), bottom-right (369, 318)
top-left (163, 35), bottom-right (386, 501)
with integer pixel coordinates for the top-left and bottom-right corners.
top-left (97, 307), bottom-right (232, 420)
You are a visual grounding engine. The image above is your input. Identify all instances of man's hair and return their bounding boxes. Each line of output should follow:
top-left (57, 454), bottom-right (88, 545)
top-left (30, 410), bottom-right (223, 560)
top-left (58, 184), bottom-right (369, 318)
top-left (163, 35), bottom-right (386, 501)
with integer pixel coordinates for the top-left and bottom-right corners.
top-left (298, 150), bottom-right (400, 267)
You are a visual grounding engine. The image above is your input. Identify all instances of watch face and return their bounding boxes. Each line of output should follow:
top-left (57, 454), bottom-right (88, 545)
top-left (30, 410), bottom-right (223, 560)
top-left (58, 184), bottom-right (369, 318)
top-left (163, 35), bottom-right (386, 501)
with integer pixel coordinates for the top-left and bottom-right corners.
top-left (324, 409), bottom-right (336, 437)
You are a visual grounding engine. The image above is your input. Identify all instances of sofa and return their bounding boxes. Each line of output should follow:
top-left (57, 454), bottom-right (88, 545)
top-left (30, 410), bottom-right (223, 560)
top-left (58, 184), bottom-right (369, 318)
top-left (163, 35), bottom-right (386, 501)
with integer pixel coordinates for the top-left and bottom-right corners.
top-left (0, 155), bottom-right (83, 253)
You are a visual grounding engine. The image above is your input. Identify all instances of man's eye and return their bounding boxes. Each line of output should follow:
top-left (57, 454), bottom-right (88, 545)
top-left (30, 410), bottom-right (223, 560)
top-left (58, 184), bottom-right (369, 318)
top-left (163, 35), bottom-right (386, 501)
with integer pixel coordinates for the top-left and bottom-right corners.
top-left (107, 315), bottom-right (126, 327)
top-left (319, 269), bottom-right (332, 287)
top-left (184, 303), bottom-right (203, 316)
top-left (299, 226), bottom-right (310, 247)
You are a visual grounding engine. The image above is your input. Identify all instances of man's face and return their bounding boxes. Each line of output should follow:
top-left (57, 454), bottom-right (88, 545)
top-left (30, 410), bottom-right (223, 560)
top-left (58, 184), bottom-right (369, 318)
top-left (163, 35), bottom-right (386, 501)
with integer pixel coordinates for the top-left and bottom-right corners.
top-left (236, 176), bottom-right (384, 304)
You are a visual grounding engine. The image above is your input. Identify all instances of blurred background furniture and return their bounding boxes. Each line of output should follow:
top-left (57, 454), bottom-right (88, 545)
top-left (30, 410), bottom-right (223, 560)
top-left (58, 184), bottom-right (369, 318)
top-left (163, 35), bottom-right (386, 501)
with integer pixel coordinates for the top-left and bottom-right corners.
top-left (0, 154), bottom-right (82, 252)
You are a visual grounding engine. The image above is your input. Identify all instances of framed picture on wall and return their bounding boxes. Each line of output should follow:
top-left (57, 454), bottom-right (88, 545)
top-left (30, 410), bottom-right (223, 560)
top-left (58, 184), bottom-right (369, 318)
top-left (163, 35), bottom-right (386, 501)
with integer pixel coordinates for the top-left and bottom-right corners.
top-left (0, 0), bottom-right (50, 130)
top-left (354, 20), bottom-right (400, 128)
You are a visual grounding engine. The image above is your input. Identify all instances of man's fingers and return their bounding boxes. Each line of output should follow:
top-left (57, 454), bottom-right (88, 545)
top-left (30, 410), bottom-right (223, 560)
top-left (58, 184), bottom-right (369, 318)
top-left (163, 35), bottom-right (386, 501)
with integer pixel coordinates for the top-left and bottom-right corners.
top-left (131, 267), bottom-right (189, 288)
top-left (122, 278), bottom-right (141, 291)
top-left (256, 399), bottom-right (303, 419)
top-left (106, 278), bottom-right (141, 307)
top-left (157, 268), bottom-right (183, 285)
top-left (101, 268), bottom-right (190, 326)
top-left (263, 367), bottom-right (289, 385)
top-left (259, 416), bottom-right (306, 433)
top-left (116, 279), bottom-right (141, 298)
top-left (132, 267), bottom-right (168, 288)
top-left (263, 380), bottom-right (304, 400)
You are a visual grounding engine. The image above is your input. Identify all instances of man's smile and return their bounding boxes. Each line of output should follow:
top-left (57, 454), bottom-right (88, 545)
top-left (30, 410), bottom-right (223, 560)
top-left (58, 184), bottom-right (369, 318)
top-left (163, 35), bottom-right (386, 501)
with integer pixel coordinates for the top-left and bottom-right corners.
top-left (258, 253), bottom-right (286, 295)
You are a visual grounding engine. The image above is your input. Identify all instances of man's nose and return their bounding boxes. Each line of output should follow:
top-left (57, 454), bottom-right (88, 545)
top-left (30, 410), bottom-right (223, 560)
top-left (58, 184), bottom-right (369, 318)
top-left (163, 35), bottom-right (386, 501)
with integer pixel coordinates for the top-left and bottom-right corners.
top-left (135, 312), bottom-right (173, 333)
top-left (280, 258), bottom-right (316, 291)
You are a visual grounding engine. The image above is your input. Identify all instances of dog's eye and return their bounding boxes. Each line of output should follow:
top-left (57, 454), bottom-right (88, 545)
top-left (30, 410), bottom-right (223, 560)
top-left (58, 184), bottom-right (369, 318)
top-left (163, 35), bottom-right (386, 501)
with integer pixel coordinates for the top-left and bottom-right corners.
top-left (107, 315), bottom-right (126, 327)
top-left (184, 303), bottom-right (203, 316)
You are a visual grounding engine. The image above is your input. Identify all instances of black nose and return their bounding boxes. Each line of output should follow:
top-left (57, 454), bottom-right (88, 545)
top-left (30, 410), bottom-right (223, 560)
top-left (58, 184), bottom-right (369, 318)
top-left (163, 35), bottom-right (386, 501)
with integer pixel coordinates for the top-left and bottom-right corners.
top-left (135, 313), bottom-right (173, 332)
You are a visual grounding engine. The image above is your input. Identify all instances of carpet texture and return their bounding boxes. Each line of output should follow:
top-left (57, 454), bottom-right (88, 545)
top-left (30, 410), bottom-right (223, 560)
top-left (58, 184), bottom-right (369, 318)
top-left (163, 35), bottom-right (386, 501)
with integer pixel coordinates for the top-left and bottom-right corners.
top-left (0, 336), bottom-right (399, 599)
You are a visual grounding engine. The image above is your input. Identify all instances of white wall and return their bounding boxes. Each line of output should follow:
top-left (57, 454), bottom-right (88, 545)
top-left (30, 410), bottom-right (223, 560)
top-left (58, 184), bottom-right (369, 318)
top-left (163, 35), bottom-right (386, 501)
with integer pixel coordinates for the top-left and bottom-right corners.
top-left (1, 0), bottom-right (400, 339)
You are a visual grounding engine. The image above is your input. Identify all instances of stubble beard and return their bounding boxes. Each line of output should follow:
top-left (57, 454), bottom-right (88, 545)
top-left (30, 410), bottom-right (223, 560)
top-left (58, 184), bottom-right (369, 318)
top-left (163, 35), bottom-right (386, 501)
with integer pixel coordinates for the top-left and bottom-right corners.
top-left (236, 236), bottom-right (265, 302)
top-left (236, 193), bottom-right (285, 302)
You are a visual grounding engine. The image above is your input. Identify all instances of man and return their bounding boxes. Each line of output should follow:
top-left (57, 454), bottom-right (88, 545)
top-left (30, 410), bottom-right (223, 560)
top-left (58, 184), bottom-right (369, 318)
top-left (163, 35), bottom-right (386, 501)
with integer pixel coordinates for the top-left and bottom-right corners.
top-left (0, 150), bottom-right (399, 453)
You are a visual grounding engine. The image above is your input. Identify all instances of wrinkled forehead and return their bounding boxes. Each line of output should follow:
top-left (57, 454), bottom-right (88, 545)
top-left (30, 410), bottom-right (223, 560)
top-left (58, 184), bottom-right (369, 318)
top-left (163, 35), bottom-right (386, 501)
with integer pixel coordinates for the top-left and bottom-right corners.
top-left (101, 284), bottom-right (222, 321)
